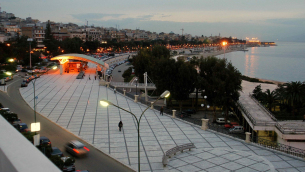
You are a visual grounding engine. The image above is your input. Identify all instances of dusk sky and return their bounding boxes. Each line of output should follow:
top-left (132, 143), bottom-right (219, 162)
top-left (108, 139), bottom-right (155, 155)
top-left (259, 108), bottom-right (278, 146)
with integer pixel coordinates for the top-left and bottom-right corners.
top-left (2, 0), bottom-right (305, 42)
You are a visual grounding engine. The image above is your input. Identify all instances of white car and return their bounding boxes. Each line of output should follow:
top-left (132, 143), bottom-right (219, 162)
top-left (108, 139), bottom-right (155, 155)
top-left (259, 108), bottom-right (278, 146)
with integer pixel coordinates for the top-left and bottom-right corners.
top-left (216, 118), bottom-right (230, 124)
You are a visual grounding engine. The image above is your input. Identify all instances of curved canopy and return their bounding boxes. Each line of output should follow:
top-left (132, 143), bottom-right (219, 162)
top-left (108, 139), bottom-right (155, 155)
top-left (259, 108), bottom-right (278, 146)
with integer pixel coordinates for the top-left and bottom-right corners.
top-left (51, 53), bottom-right (106, 67)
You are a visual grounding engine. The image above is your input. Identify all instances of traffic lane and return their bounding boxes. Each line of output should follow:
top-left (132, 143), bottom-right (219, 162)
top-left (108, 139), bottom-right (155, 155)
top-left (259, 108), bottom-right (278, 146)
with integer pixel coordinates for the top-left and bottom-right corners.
top-left (111, 63), bottom-right (133, 82)
top-left (0, 79), bottom-right (134, 172)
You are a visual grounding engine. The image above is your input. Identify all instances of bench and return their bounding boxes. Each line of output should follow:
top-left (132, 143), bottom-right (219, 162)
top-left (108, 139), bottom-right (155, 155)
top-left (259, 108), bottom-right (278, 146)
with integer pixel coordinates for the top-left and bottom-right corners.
top-left (162, 143), bottom-right (196, 167)
top-left (76, 71), bottom-right (85, 79)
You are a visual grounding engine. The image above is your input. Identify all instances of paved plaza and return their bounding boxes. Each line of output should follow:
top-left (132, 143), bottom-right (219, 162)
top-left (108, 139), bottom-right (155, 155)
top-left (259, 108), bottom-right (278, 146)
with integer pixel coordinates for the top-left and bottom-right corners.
top-left (18, 63), bottom-right (305, 172)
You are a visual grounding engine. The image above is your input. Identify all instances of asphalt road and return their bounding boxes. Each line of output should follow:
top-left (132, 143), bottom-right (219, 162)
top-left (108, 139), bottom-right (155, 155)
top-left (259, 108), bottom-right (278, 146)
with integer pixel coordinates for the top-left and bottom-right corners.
top-left (0, 74), bottom-right (134, 172)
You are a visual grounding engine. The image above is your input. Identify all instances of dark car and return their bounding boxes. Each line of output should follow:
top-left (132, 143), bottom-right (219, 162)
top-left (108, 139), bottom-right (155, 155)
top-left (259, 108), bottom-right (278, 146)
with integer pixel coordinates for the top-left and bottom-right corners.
top-left (12, 118), bottom-right (22, 124)
top-left (61, 156), bottom-right (75, 172)
top-left (178, 111), bottom-right (191, 118)
top-left (183, 109), bottom-right (196, 114)
top-left (65, 140), bottom-right (89, 157)
top-left (13, 123), bottom-right (30, 133)
top-left (21, 81), bottom-right (28, 87)
top-left (40, 136), bottom-right (52, 147)
top-left (21, 68), bottom-right (27, 72)
top-left (51, 147), bottom-right (64, 157)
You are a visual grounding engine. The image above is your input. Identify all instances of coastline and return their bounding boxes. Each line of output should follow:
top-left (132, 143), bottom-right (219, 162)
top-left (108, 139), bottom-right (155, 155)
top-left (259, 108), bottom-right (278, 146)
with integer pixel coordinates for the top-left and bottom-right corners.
top-left (178, 48), bottom-right (286, 86)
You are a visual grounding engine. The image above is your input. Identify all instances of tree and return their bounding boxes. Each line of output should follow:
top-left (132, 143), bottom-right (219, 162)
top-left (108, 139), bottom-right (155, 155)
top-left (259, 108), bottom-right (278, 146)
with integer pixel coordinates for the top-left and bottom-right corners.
top-left (171, 60), bottom-right (197, 112)
top-left (278, 81), bottom-right (305, 116)
top-left (199, 57), bottom-right (242, 122)
top-left (252, 84), bottom-right (264, 101)
top-left (263, 89), bottom-right (278, 111)
top-left (132, 45), bottom-right (170, 83)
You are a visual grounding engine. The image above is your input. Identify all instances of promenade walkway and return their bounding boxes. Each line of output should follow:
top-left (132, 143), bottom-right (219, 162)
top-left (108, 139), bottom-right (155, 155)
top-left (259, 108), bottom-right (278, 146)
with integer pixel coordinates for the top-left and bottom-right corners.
top-left (19, 63), bottom-right (305, 172)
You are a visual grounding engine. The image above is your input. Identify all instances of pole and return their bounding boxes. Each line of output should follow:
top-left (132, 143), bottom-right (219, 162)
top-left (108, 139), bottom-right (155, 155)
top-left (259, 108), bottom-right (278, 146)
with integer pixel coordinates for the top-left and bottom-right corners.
top-left (33, 79), bottom-right (36, 123)
top-left (136, 79), bottom-right (138, 95)
top-left (30, 42), bottom-right (32, 69)
top-left (138, 122), bottom-right (140, 172)
top-left (223, 46), bottom-right (226, 58)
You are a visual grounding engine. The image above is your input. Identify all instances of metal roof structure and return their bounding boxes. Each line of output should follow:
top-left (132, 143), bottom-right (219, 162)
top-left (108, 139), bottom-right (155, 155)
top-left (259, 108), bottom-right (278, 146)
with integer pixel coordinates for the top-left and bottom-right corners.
top-left (51, 53), bottom-right (106, 67)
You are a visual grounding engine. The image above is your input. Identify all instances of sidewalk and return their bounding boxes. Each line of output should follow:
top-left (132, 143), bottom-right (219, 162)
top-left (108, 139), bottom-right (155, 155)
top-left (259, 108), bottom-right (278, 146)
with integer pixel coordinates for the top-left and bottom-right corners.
top-left (19, 63), bottom-right (305, 172)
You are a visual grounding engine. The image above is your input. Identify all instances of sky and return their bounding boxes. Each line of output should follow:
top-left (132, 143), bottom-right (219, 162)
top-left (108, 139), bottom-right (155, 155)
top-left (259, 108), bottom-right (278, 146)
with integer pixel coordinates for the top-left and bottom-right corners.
top-left (2, 0), bottom-right (305, 42)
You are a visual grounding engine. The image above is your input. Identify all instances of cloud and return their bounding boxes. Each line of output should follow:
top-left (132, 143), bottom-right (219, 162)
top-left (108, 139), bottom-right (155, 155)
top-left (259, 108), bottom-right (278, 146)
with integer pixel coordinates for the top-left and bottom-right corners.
top-left (71, 13), bottom-right (124, 22)
top-left (265, 18), bottom-right (305, 27)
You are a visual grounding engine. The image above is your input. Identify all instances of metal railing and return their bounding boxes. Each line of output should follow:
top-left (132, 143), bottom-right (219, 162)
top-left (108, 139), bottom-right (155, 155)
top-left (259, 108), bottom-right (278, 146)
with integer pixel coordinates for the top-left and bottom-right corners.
top-left (110, 82), bottom-right (156, 89)
top-left (236, 101), bottom-right (276, 126)
top-left (252, 137), bottom-right (305, 158)
top-left (249, 94), bottom-right (277, 121)
top-left (275, 123), bottom-right (305, 134)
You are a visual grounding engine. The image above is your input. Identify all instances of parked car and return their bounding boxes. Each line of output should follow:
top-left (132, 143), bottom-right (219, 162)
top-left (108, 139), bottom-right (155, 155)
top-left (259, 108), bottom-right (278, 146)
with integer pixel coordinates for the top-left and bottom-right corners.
top-left (118, 70), bottom-right (121, 72)
top-left (183, 109), bottom-right (196, 114)
top-left (34, 74), bottom-right (40, 78)
top-left (21, 68), bottom-right (27, 72)
top-left (178, 111), bottom-right (191, 118)
top-left (12, 118), bottom-right (22, 124)
top-left (51, 147), bottom-right (64, 157)
top-left (1, 107), bottom-right (11, 113)
top-left (21, 81), bottom-right (28, 87)
top-left (229, 126), bottom-right (244, 133)
top-left (61, 156), bottom-right (76, 172)
top-left (216, 118), bottom-right (230, 124)
top-left (65, 140), bottom-right (89, 157)
top-left (40, 136), bottom-right (52, 147)
top-left (224, 122), bottom-right (239, 128)
top-left (222, 111), bottom-right (234, 116)
top-left (13, 123), bottom-right (30, 133)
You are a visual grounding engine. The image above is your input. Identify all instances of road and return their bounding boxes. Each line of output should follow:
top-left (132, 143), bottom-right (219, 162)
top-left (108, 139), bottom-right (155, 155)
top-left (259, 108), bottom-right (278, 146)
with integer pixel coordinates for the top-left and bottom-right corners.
top-left (0, 74), bottom-right (134, 172)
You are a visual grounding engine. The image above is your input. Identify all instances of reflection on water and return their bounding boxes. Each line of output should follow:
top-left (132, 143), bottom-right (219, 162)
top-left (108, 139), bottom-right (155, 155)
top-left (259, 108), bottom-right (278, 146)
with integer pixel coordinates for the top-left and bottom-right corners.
top-left (217, 42), bottom-right (305, 82)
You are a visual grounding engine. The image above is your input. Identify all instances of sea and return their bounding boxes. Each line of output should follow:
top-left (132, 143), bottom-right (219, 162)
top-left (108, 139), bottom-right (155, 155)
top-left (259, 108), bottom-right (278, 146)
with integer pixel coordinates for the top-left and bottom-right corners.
top-left (217, 42), bottom-right (305, 83)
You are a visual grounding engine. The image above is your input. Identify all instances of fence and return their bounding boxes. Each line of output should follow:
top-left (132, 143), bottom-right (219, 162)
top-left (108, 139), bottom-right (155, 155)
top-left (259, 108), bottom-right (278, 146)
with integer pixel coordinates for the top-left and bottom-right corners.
top-left (252, 137), bottom-right (305, 158)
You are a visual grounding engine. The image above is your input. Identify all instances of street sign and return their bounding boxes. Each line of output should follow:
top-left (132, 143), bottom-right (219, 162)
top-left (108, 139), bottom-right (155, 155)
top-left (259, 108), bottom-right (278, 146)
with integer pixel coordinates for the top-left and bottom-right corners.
top-left (35, 96), bottom-right (38, 99)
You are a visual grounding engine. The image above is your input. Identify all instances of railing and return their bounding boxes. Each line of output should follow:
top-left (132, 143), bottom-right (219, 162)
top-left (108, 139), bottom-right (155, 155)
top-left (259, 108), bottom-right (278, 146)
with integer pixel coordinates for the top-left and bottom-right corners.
top-left (249, 94), bottom-right (277, 121)
top-left (236, 101), bottom-right (257, 125)
top-left (110, 82), bottom-right (156, 88)
top-left (275, 123), bottom-right (305, 134)
top-left (236, 101), bottom-right (276, 127)
top-left (252, 137), bottom-right (305, 158)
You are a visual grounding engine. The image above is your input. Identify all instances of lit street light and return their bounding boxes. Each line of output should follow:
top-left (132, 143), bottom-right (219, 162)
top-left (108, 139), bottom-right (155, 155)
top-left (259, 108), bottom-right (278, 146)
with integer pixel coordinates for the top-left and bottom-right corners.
top-left (100, 90), bottom-right (170, 172)
top-left (222, 41), bottom-right (227, 58)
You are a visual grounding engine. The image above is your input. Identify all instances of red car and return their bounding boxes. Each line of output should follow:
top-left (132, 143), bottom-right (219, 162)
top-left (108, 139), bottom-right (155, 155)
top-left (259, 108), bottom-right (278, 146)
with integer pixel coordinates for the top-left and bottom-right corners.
top-left (224, 122), bottom-right (239, 128)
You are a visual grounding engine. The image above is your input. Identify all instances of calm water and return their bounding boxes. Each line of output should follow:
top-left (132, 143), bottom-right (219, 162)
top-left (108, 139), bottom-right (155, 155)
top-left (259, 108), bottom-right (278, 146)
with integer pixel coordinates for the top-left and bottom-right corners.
top-left (217, 42), bottom-right (305, 82)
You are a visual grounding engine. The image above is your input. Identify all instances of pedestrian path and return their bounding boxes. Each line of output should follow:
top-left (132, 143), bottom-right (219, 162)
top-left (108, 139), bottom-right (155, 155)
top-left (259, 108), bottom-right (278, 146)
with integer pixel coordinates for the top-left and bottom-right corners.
top-left (19, 63), bottom-right (305, 172)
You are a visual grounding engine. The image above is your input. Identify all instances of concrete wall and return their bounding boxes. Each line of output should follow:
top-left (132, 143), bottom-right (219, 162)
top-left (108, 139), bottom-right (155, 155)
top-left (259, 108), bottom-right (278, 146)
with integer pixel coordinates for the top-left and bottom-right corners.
top-left (0, 115), bottom-right (61, 172)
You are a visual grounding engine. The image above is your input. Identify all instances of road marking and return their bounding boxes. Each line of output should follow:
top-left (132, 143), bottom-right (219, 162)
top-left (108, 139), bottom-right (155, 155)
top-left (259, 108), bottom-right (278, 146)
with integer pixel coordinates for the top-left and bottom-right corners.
top-left (6, 77), bottom-right (23, 87)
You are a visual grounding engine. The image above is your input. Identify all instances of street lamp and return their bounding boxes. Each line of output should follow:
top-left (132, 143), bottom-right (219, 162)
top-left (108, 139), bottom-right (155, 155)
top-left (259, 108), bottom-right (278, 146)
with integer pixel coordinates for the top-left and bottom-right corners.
top-left (27, 38), bottom-right (33, 68)
top-left (100, 90), bottom-right (170, 172)
top-left (222, 41), bottom-right (227, 58)
top-left (202, 95), bottom-right (210, 119)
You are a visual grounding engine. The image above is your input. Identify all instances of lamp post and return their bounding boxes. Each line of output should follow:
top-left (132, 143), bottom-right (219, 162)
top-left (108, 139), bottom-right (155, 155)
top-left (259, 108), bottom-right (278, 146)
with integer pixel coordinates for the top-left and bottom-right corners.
top-left (135, 78), bottom-right (138, 95)
top-left (202, 95), bottom-right (210, 119)
top-left (100, 90), bottom-right (170, 172)
top-left (27, 38), bottom-right (33, 68)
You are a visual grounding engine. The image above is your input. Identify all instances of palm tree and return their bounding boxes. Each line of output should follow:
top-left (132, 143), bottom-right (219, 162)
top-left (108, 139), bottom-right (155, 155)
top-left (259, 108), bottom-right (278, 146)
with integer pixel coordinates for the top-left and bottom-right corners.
top-left (281, 81), bottom-right (305, 116)
top-left (263, 89), bottom-right (278, 111)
